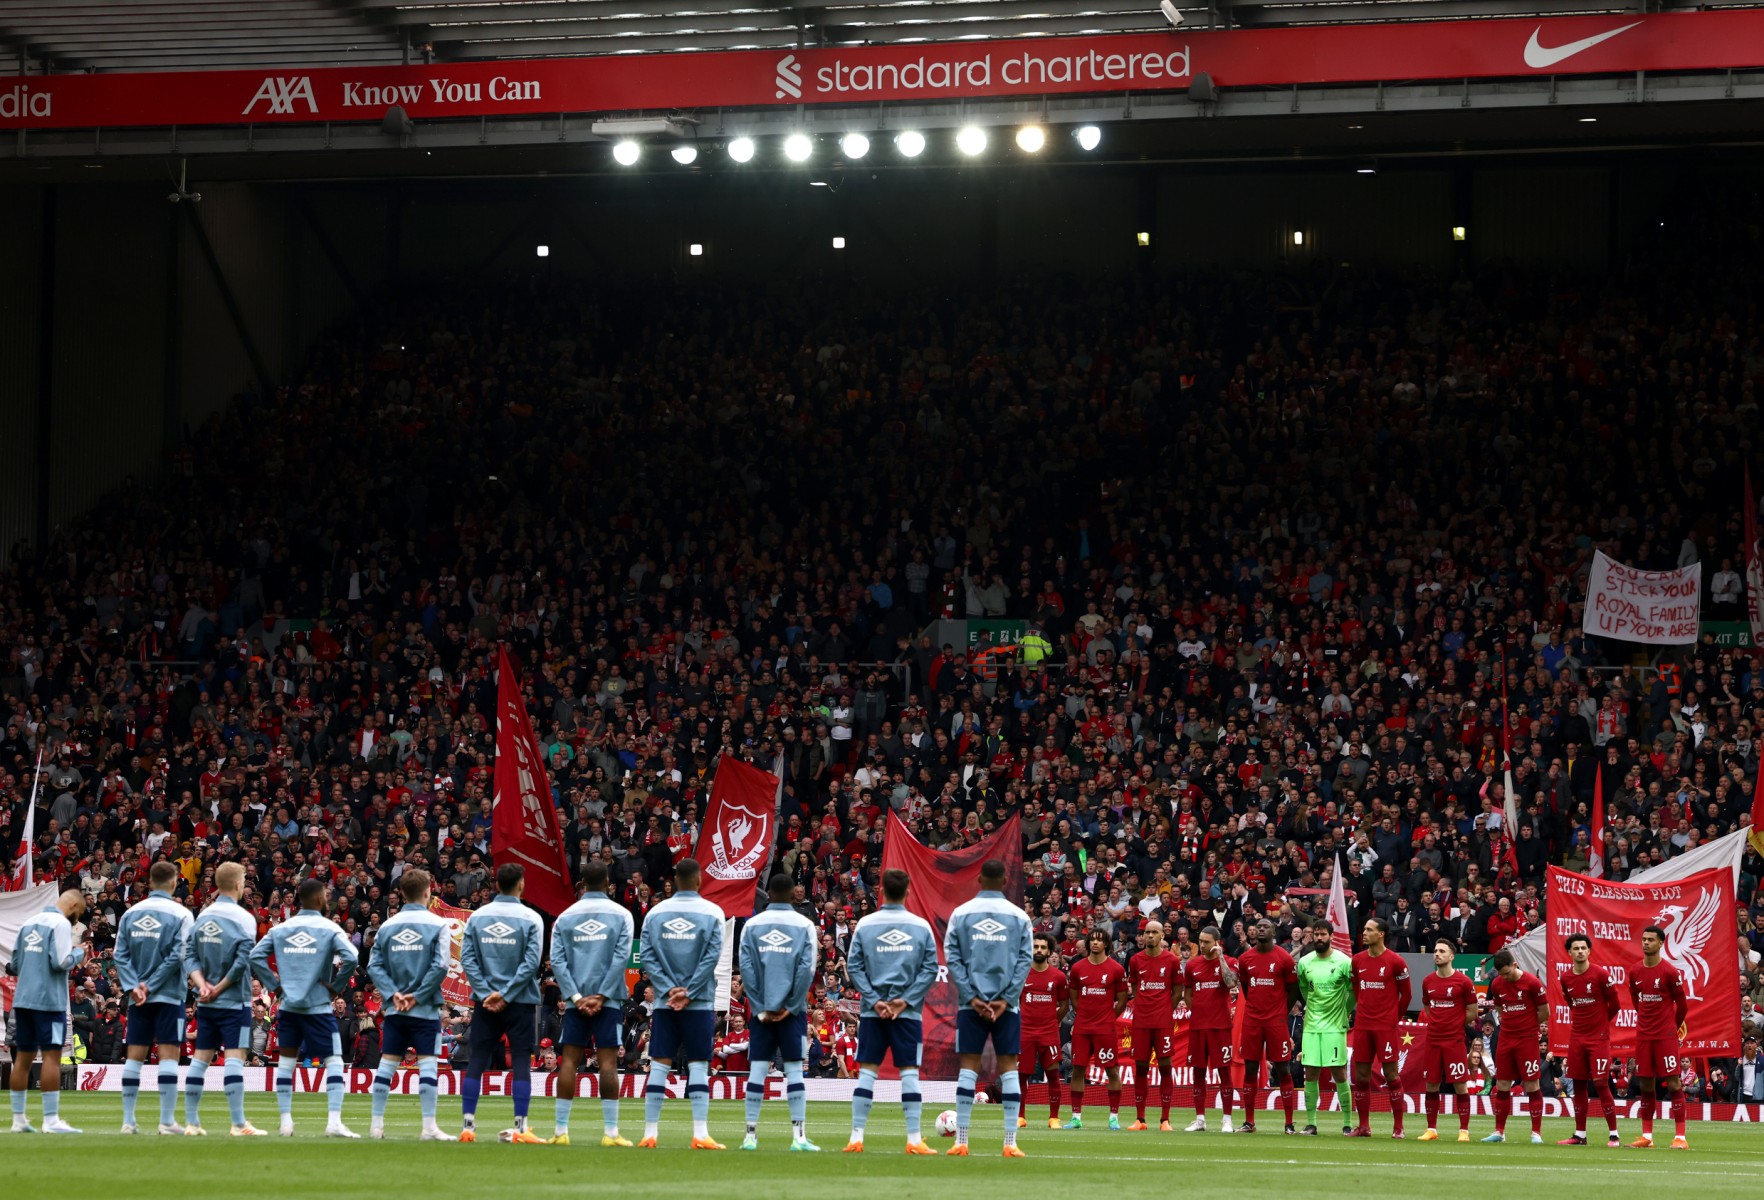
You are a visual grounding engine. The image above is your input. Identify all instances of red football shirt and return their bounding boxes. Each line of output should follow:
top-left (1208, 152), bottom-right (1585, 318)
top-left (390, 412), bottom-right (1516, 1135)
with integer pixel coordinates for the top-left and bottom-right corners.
top-left (1127, 950), bottom-right (1180, 1025)
top-left (1236, 945), bottom-right (1298, 1025)
top-left (1020, 965), bottom-right (1070, 1037)
top-left (1350, 949), bottom-right (1411, 1030)
top-left (1629, 960), bottom-right (1689, 1040)
top-left (1420, 971), bottom-right (1477, 1044)
top-left (1068, 957), bottom-right (1130, 1034)
top-left (1559, 965), bottom-right (1621, 1040)
top-left (1178, 952), bottom-right (1237, 1030)
top-left (1487, 971), bottom-right (1546, 1035)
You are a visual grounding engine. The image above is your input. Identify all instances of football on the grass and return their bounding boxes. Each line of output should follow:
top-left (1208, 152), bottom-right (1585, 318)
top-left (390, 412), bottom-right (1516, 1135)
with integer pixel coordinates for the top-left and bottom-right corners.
top-left (934, 1109), bottom-right (959, 1137)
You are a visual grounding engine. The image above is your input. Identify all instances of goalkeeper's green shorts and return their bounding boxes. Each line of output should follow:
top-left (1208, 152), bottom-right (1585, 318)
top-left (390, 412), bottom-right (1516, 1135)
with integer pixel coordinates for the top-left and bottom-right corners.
top-left (1301, 1029), bottom-right (1348, 1068)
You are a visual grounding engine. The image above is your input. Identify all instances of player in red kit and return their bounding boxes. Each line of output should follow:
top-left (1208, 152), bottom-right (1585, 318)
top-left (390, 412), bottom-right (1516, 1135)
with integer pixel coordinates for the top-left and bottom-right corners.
top-left (1065, 932), bottom-right (1128, 1130)
top-left (1019, 936), bottom-right (1070, 1129)
top-left (1482, 948), bottom-right (1548, 1144)
top-left (1126, 921), bottom-right (1180, 1131)
top-left (1347, 917), bottom-right (1411, 1138)
top-left (1178, 925), bottom-right (1239, 1132)
top-left (1555, 932), bottom-right (1622, 1147)
top-left (1416, 938), bottom-right (1476, 1142)
top-left (1628, 925), bottom-right (1690, 1150)
top-left (1235, 917), bottom-right (1299, 1134)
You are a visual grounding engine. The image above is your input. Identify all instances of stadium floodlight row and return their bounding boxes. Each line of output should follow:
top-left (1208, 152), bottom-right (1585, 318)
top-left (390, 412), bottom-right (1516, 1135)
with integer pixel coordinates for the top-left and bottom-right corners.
top-left (608, 125), bottom-right (1102, 166)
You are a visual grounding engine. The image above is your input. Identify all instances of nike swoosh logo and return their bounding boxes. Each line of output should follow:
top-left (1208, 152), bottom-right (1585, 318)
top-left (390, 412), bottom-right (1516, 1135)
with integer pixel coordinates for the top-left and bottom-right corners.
top-left (1523, 21), bottom-right (1643, 69)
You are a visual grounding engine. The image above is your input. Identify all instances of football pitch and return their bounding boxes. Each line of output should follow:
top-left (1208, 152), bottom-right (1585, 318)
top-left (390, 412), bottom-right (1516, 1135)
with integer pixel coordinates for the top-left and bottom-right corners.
top-left (2, 1097), bottom-right (1761, 1199)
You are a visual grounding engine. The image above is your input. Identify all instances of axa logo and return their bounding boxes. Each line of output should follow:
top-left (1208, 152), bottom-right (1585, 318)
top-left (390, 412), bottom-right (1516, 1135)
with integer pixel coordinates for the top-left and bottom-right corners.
top-left (1656, 888), bottom-right (1720, 1000)
top-left (774, 54), bottom-right (802, 100)
top-left (484, 921), bottom-right (516, 939)
top-left (132, 915), bottom-right (163, 935)
top-left (758, 929), bottom-right (794, 948)
top-left (390, 928), bottom-right (424, 947)
top-left (198, 921), bottom-right (223, 938)
top-left (244, 75), bottom-right (318, 116)
top-left (285, 930), bottom-right (318, 950)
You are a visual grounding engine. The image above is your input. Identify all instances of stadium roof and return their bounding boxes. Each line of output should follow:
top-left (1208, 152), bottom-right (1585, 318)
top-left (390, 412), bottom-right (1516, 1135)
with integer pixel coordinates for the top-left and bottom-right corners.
top-left (4, 0), bottom-right (1761, 71)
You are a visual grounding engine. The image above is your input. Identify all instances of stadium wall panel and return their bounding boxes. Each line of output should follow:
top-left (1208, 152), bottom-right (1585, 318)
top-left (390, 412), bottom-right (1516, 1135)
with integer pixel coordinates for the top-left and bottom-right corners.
top-left (0, 185), bottom-right (44, 558)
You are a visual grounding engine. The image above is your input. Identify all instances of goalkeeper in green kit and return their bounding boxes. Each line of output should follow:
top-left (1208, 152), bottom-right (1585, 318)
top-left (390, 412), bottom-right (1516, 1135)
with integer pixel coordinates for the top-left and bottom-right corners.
top-left (1296, 918), bottom-right (1355, 1135)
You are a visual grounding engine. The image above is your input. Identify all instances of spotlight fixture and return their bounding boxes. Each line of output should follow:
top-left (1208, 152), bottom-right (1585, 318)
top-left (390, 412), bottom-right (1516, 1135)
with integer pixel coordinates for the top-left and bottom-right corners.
top-left (612, 140), bottom-right (640, 166)
top-left (896, 130), bottom-right (926, 157)
top-left (1074, 125), bottom-right (1102, 151)
top-left (727, 137), bottom-right (756, 162)
top-left (1015, 126), bottom-right (1046, 153)
top-left (832, 236), bottom-right (846, 249)
top-left (784, 133), bottom-right (813, 162)
top-left (671, 145), bottom-right (698, 165)
top-left (956, 126), bottom-right (987, 156)
top-left (1160, 0), bottom-right (1184, 26)
top-left (536, 245), bottom-right (550, 257)
top-left (689, 243), bottom-right (704, 256)
top-left (840, 132), bottom-right (871, 159)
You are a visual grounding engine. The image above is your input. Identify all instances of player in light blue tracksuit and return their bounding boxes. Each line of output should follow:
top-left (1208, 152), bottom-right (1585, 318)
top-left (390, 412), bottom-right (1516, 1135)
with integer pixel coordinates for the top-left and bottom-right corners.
top-left (180, 861), bottom-right (263, 1135)
top-left (637, 858), bottom-right (726, 1147)
top-left (364, 868), bottom-right (455, 1141)
top-left (458, 863), bottom-right (545, 1141)
top-left (943, 859), bottom-right (1034, 1154)
top-left (7, 889), bottom-right (87, 1134)
top-left (250, 878), bottom-right (361, 1137)
top-left (114, 861), bottom-right (195, 1134)
top-left (548, 861), bottom-right (634, 1146)
top-left (736, 873), bottom-right (820, 1151)
top-left (843, 867), bottom-right (940, 1151)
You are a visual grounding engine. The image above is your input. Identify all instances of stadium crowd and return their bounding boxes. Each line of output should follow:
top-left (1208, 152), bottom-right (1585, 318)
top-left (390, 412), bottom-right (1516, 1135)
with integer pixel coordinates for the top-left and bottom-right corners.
top-left (4, 199), bottom-right (1764, 1100)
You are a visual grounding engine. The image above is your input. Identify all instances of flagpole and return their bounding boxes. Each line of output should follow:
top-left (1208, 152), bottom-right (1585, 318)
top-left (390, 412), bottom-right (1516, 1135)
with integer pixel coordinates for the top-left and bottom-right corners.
top-left (14, 745), bottom-right (43, 890)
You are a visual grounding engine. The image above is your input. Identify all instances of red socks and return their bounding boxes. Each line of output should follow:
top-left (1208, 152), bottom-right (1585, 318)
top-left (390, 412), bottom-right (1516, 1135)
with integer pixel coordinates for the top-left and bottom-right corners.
top-left (1640, 1094), bottom-right (1654, 1136)
top-left (1352, 1085), bottom-right (1370, 1131)
top-left (1279, 1080), bottom-right (1296, 1125)
top-left (1047, 1073), bottom-right (1061, 1120)
top-left (1493, 1090), bottom-right (1510, 1134)
top-left (1134, 1071), bottom-right (1148, 1122)
top-left (1458, 1096), bottom-right (1471, 1133)
top-left (1596, 1081), bottom-right (1617, 1135)
top-left (1071, 1089), bottom-right (1084, 1116)
top-left (1160, 1073), bottom-right (1173, 1122)
top-left (1530, 1096), bottom-right (1543, 1137)
top-left (1672, 1093), bottom-right (1686, 1135)
top-left (1425, 1091), bottom-right (1441, 1130)
top-left (1108, 1089), bottom-right (1120, 1115)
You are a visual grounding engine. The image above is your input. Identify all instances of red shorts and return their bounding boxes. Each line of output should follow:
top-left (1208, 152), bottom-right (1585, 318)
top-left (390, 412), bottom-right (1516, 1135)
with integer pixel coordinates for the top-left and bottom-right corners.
top-left (1416, 1040), bottom-right (1470, 1086)
top-left (1131, 1024), bottom-right (1176, 1063)
top-left (1238, 1019), bottom-right (1294, 1065)
top-left (1020, 1034), bottom-right (1062, 1073)
top-left (1633, 1036), bottom-right (1682, 1080)
top-left (1493, 1033), bottom-right (1542, 1082)
top-left (1071, 1029), bottom-right (1118, 1068)
top-left (1564, 1039), bottom-right (1612, 1080)
top-left (1347, 1027), bottom-right (1400, 1068)
top-left (1188, 1027), bottom-right (1233, 1073)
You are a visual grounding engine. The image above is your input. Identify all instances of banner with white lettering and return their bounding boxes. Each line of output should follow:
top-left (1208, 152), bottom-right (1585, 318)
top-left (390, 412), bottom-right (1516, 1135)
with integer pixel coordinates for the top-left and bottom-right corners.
top-left (1581, 550), bottom-right (1701, 645)
top-left (1544, 865), bottom-right (1740, 1057)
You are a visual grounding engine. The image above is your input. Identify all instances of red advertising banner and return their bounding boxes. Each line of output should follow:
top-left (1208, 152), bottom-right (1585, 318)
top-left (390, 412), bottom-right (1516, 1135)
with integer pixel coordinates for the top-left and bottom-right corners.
top-left (4, 12), bottom-right (1764, 131)
top-left (491, 645), bottom-right (575, 916)
top-left (1544, 865), bottom-right (1741, 1057)
top-left (692, 756), bottom-right (779, 920)
top-left (879, 809), bottom-right (1024, 1079)
top-left (431, 899), bottom-right (475, 1011)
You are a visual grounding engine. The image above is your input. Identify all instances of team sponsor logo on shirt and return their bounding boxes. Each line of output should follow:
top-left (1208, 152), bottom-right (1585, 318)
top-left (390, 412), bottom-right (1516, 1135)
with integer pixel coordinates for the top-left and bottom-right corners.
top-left (22, 929), bottom-right (43, 950)
top-left (876, 928), bottom-right (917, 952)
top-left (574, 918), bottom-right (609, 942)
top-left (972, 918), bottom-right (1009, 942)
top-left (284, 930), bottom-right (320, 954)
top-left (661, 917), bottom-right (700, 941)
top-left (132, 915), bottom-right (164, 936)
top-left (757, 929), bottom-right (795, 953)
top-left (390, 928), bottom-right (425, 949)
top-left (198, 920), bottom-right (224, 940)
top-left (481, 920), bottom-right (520, 946)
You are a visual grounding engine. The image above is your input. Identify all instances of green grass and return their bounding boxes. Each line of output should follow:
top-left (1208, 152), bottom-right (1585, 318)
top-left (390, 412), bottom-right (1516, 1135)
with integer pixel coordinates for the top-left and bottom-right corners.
top-left (2, 1096), bottom-right (1760, 1199)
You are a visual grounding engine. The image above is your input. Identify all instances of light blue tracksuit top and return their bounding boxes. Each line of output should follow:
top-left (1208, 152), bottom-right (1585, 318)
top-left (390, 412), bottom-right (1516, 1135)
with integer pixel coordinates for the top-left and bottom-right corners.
top-left (366, 904), bottom-right (454, 1021)
top-left (638, 890), bottom-right (725, 1011)
top-left (10, 903), bottom-right (84, 1012)
top-left (459, 894), bottom-right (544, 1005)
top-left (182, 895), bottom-right (258, 1011)
top-left (737, 902), bottom-right (818, 1017)
top-left (114, 891), bottom-right (195, 1006)
top-left (250, 909), bottom-right (360, 1014)
top-left (550, 893), bottom-right (635, 1004)
top-left (943, 891), bottom-right (1034, 1011)
top-left (846, 903), bottom-right (940, 1021)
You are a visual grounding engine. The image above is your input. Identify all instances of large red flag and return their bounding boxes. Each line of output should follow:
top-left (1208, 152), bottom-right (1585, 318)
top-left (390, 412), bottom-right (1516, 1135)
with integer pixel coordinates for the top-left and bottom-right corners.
top-left (1588, 761), bottom-right (1606, 879)
top-left (1545, 864), bottom-right (1740, 1057)
top-left (490, 645), bottom-right (575, 916)
top-left (693, 756), bottom-right (780, 920)
top-left (880, 810), bottom-right (1024, 1078)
